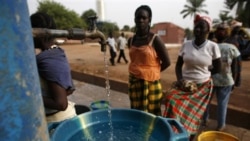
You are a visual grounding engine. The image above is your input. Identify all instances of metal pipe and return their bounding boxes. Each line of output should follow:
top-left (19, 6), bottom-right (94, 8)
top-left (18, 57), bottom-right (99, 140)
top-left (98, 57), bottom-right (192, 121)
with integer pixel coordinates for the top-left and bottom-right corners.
top-left (32, 28), bottom-right (107, 52)
top-left (32, 28), bottom-right (69, 38)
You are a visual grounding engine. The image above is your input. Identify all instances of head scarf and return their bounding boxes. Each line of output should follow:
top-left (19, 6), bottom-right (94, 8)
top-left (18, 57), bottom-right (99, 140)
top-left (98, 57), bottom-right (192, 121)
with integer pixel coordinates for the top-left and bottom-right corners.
top-left (194, 14), bottom-right (212, 31)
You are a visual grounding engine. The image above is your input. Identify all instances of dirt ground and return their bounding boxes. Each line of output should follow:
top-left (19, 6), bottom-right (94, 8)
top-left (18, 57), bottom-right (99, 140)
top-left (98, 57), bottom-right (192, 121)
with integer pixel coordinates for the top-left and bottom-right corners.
top-left (61, 41), bottom-right (177, 89)
top-left (60, 40), bottom-right (250, 111)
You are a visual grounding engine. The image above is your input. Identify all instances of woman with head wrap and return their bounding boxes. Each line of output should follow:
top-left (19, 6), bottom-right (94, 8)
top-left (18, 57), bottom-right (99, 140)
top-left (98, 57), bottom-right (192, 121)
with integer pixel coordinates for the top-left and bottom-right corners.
top-left (128, 5), bottom-right (171, 116)
top-left (163, 14), bottom-right (221, 139)
top-left (204, 23), bottom-right (241, 131)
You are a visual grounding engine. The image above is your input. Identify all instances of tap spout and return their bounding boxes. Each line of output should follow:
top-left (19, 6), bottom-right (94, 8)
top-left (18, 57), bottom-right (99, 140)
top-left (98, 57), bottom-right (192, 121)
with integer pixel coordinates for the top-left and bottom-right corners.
top-left (86, 30), bottom-right (106, 52)
top-left (68, 28), bottom-right (106, 52)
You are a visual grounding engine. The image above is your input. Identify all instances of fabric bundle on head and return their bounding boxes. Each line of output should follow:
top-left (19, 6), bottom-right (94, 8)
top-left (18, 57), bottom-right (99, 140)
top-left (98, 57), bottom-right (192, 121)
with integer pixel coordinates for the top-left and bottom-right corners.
top-left (194, 14), bottom-right (212, 31)
top-left (230, 20), bottom-right (242, 28)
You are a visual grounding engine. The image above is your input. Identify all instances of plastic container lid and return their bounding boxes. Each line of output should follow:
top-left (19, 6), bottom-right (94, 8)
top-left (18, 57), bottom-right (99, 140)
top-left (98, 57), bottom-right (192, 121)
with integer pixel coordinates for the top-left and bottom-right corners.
top-left (90, 100), bottom-right (110, 110)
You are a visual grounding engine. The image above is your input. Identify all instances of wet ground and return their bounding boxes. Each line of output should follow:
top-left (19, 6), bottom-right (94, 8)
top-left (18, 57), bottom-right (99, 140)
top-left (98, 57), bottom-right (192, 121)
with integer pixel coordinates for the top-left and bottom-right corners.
top-left (69, 79), bottom-right (250, 141)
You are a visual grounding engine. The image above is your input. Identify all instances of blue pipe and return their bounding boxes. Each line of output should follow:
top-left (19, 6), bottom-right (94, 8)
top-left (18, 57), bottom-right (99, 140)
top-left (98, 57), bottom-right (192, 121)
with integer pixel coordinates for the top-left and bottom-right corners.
top-left (0, 1), bottom-right (49, 141)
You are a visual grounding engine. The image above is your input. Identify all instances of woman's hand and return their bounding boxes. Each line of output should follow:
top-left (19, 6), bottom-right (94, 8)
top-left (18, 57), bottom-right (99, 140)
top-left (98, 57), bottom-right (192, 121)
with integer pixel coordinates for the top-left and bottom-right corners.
top-left (211, 58), bottom-right (222, 74)
top-left (67, 88), bottom-right (75, 96)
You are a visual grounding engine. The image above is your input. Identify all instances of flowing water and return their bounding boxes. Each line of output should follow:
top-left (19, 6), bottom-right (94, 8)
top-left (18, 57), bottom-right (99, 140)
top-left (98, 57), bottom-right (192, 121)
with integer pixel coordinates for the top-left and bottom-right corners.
top-left (103, 50), bottom-right (114, 141)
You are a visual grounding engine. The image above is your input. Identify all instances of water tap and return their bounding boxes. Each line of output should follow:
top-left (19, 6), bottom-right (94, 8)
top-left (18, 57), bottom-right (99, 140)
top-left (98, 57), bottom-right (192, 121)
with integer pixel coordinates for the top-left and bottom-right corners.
top-left (32, 16), bottom-right (107, 52)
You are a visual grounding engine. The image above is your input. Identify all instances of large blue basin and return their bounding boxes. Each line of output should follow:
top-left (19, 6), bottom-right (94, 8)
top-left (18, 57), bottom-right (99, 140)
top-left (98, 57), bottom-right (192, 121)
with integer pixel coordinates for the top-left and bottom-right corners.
top-left (51, 108), bottom-right (189, 141)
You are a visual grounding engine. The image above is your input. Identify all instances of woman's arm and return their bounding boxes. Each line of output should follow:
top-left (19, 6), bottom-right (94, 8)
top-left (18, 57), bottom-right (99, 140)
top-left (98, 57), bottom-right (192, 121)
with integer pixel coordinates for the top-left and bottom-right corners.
top-left (153, 35), bottom-right (171, 71)
top-left (127, 37), bottom-right (132, 49)
top-left (231, 56), bottom-right (242, 87)
top-left (210, 58), bottom-right (222, 75)
top-left (175, 56), bottom-right (184, 81)
top-left (43, 81), bottom-right (68, 111)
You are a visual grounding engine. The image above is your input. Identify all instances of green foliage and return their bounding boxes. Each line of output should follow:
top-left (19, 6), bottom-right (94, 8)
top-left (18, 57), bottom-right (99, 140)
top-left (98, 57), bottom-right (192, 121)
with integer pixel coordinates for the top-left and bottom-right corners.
top-left (184, 28), bottom-right (193, 39)
top-left (213, 10), bottom-right (234, 29)
top-left (81, 9), bottom-right (97, 23)
top-left (130, 26), bottom-right (136, 32)
top-left (224, 0), bottom-right (250, 27)
top-left (121, 25), bottom-right (130, 31)
top-left (35, 0), bottom-right (120, 35)
top-left (97, 21), bottom-right (119, 37)
top-left (37, 0), bottom-right (86, 29)
top-left (180, 0), bottom-right (208, 19)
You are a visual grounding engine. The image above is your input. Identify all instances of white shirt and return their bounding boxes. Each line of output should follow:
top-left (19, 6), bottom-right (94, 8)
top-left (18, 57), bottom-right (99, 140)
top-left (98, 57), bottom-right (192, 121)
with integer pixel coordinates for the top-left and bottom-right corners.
top-left (179, 40), bottom-right (221, 83)
top-left (107, 37), bottom-right (117, 52)
top-left (117, 36), bottom-right (127, 50)
top-left (212, 43), bottom-right (240, 86)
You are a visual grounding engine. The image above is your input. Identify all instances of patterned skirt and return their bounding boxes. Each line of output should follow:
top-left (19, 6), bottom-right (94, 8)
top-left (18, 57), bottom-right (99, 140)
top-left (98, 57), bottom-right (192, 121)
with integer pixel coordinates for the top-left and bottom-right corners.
top-left (128, 74), bottom-right (163, 116)
top-left (163, 79), bottom-right (213, 135)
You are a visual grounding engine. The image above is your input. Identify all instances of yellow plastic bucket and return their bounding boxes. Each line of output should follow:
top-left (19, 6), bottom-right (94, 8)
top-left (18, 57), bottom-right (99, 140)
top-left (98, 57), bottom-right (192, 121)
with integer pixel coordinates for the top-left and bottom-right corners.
top-left (198, 131), bottom-right (239, 141)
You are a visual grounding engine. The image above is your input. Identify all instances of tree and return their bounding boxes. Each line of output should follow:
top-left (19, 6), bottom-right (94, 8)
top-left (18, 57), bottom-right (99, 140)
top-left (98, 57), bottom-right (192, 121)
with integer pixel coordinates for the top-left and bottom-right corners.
top-left (130, 26), bottom-right (136, 32)
top-left (180, 0), bottom-right (208, 19)
top-left (36, 0), bottom-right (119, 36)
top-left (81, 9), bottom-right (97, 29)
top-left (213, 10), bottom-right (234, 26)
top-left (37, 0), bottom-right (86, 29)
top-left (121, 25), bottom-right (130, 31)
top-left (184, 28), bottom-right (193, 40)
top-left (97, 21), bottom-right (119, 37)
top-left (224, 0), bottom-right (250, 27)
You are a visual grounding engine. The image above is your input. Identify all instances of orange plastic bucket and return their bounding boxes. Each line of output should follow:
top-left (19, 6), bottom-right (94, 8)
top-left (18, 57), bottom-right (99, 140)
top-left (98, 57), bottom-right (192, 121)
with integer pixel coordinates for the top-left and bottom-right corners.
top-left (198, 131), bottom-right (239, 141)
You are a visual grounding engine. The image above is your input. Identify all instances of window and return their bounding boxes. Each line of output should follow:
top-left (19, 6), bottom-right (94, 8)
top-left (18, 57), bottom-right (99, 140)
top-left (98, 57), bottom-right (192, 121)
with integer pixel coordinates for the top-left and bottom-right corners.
top-left (157, 30), bottom-right (166, 36)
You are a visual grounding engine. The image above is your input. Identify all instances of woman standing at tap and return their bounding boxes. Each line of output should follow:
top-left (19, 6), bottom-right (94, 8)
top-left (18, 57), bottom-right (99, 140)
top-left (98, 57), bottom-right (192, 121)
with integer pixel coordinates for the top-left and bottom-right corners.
top-left (204, 23), bottom-right (241, 131)
top-left (163, 14), bottom-right (221, 139)
top-left (128, 5), bottom-right (171, 116)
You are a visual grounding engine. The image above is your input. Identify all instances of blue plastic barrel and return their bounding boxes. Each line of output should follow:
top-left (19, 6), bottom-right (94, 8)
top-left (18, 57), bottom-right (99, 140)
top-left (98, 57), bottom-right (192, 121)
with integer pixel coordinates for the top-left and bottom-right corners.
top-left (0, 1), bottom-right (49, 141)
top-left (51, 108), bottom-right (189, 141)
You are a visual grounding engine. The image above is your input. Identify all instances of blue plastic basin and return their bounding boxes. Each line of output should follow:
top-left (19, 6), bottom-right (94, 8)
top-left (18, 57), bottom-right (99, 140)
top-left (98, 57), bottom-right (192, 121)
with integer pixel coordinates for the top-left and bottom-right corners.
top-left (51, 108), bottom-right (189, 141)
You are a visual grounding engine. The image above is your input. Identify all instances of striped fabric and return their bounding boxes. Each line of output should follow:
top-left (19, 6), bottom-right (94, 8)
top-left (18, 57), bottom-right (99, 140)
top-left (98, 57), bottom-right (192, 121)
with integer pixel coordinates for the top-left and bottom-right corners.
top-left (163, 79), bottom-right (213, 135)
top-left (129, 74), bottom-right (163, 116)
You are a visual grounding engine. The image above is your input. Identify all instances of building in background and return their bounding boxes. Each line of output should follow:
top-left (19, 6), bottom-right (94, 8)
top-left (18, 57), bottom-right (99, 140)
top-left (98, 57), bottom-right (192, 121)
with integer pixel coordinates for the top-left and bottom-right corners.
top-left (96, 0), bottom-right (105, 21)
top-left (151, 22), bottom-right (185, 46)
